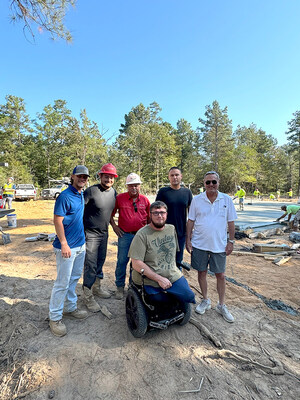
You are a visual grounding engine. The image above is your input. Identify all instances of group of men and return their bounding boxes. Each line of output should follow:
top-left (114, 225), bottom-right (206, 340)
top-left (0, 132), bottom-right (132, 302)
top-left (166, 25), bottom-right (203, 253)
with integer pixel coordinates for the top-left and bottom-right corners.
top-left (49, 164), bottom-right (238, 337)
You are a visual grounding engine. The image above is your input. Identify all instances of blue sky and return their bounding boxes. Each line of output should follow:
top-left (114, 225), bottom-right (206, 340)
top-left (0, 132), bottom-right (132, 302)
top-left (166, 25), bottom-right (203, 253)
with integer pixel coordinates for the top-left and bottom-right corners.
top-left (1, 0), bottom-right (300, 145)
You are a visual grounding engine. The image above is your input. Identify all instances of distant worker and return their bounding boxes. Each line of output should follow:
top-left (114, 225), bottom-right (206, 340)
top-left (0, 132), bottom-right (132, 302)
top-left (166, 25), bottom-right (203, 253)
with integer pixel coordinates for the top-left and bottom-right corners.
top-left (3, 177), bottom-right (16, 209)
top-left (49, 165), bottom-right (89, 337)
top-left (276, 189), bottom-right (280, 201)
top-left (253, 188), bottom-right (260, 199)
top-left (156, 167), bottom-right (193, 264)
top-left (276, 205), bottom-right (300, 229)
top-left (288, 188), bottom-right (293, 199)
top-left (82, 163), bottom-right (118, 312)
top-left (186, 171), bottom-right (237, 323)
top-left (111, 173), bottom-right (150, 300)
top-left (269, 193), bottom-right (276, 200)
top-left (233, 185), bottom-right (246, 211)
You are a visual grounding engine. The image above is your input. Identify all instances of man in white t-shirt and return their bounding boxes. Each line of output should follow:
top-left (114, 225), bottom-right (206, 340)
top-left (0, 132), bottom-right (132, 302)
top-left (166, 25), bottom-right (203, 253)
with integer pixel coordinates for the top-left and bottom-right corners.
top-left (186, 171), bottom-right (237, 323)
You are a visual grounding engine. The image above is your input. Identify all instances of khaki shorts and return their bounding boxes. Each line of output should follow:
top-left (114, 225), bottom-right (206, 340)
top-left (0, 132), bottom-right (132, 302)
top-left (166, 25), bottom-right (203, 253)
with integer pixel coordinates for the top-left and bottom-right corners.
top-left (191, 247), bottom-right (226, 273)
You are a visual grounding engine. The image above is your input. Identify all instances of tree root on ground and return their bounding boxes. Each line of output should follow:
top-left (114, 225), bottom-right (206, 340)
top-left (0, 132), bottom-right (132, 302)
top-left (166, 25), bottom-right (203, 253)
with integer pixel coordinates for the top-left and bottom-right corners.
top-left (189, 318), bottom-right (222, 348)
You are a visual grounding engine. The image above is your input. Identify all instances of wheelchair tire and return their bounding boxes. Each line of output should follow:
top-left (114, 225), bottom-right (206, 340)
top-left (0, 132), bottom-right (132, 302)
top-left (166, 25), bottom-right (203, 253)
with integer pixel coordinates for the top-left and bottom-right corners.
top-left (178, 302), bottom-right (191, 326)
top-left (126, 288), bottom-right (148, 338)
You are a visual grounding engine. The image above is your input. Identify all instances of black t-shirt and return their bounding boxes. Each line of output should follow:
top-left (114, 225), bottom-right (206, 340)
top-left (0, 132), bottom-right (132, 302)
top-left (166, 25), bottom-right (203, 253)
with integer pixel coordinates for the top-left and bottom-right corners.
top-left (83, 184), bottom-right (116, 232)
top-left (156, 186), bottom-right (192, 238)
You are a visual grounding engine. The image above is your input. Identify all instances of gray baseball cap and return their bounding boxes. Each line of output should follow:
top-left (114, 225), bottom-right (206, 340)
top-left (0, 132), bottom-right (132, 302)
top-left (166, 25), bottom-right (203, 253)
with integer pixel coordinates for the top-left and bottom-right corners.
top-left (72, 165), bottom-right (90, 176)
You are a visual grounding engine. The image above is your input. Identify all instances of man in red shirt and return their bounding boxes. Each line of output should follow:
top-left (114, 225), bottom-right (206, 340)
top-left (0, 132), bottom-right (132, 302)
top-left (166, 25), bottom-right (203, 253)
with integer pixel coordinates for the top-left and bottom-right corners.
top-left (111, 173), bottom-right (150, 299)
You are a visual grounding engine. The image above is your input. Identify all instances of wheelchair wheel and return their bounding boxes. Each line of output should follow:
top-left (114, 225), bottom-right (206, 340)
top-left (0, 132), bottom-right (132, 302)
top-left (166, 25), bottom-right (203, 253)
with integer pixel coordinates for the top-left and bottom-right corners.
top-left (126, 288), bottom-right (148, 338)
top-left (178, 302), bottom-right (191, 326)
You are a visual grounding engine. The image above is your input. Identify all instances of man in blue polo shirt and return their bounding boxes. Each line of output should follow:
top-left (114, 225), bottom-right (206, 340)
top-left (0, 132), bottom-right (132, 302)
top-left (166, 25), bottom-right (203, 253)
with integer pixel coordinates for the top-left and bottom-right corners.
top-left (49, 165), bottom-right (89, 337)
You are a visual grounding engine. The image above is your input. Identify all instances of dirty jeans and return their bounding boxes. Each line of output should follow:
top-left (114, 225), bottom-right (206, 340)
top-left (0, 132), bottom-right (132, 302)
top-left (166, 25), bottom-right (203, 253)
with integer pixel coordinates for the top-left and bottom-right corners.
top-left (115, 232), bottom-right (135, 288)
top-left (83, 229), bottom-right (108, 289)
top-left (49, 244), bottom-right (86, 321)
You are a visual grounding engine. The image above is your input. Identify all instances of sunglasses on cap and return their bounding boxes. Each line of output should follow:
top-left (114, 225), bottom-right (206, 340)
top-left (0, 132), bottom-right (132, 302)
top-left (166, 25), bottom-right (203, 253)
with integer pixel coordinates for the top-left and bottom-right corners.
top-left (205, 180), bottom-right (218, 185)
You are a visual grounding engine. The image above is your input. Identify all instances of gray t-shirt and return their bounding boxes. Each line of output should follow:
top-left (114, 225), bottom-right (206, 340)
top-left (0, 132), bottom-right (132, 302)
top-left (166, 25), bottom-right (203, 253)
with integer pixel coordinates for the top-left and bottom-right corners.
top-left (128, 224), bottom-right (182, 287)
top-left (83, 184), bottom-right (116, 231)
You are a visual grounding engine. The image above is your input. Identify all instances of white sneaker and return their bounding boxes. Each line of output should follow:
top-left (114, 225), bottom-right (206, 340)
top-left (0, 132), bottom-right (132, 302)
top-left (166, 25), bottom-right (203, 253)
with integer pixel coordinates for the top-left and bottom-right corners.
top-left (195, 298), bottom-right (211, 315)
top-left (216, 303), bottom-right (234, 323)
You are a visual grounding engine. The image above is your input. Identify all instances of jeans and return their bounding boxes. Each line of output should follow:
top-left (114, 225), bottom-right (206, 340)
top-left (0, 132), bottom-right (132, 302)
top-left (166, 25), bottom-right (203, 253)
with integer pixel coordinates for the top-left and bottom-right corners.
top-left (115, 232), bottom-right (135, 288)
top-left (49, 244), bottom-right (86, 321)
top-left (3, 196), bottom-right (13, 209)
top-left (176, 235), bottom-right (186, 264)
top-left (144, 276), bottom-right (195, 304)
top-left (83, 229), bottom-right (108, 288)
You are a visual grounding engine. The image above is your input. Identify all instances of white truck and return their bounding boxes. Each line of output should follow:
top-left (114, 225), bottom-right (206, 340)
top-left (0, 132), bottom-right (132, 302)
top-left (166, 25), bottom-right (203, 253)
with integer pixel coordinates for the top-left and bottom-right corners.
top-left (41, 178), bottom-right (70, 200)
top-left (14, 184), bottom-right (37, 201)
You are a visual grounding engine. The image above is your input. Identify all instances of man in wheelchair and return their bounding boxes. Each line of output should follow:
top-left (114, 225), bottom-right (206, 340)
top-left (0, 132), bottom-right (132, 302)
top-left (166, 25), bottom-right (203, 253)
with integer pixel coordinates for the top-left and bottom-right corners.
top-left (126, 201), bottom-right (195, 337)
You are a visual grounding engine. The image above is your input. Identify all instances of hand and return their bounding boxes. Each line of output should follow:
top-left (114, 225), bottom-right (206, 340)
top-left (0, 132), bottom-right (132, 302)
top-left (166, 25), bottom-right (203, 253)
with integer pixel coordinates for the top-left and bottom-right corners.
top-left (225, 242), bottom-right (234, 256)
top-left (61, 243), bottom-right (71, 258)
top-left (186, 239), bottom-right (193, 254)
top-left (157, 276), bottom-right (172, 290)
top-left (113, 225), bottom-right (124, 238)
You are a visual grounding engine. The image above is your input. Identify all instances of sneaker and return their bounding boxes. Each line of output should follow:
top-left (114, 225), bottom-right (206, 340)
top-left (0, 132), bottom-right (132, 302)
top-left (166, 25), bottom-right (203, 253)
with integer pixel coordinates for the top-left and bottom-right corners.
top-left (216, 303), bottom-right (234, 323)
top-left (63, 309), bottom-right (88, 319)
top-left (49, 320), bottom-right (67, 337)
top-left (115, 287), bottom-right (124, 300)
top-left (195, 298), bottom-right (211, 315)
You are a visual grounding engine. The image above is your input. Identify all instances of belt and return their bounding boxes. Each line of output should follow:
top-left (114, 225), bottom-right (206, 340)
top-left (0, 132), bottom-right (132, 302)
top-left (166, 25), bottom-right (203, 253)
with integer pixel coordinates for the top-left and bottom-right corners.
top-left (125, 231), bottom-right (137, 235)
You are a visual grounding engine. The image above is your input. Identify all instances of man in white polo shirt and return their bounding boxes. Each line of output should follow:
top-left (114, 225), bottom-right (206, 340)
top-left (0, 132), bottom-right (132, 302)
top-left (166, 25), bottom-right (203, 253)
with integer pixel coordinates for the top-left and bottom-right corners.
top-left (186, 171), bottom-right (237, 323)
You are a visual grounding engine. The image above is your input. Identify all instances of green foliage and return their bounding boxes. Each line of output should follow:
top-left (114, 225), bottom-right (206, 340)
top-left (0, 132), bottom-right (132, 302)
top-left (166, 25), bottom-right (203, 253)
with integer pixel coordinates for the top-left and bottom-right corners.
top-left (286, 111), bottom-right (300, 194)
top-left (9, 0), bottom-right (76, 42)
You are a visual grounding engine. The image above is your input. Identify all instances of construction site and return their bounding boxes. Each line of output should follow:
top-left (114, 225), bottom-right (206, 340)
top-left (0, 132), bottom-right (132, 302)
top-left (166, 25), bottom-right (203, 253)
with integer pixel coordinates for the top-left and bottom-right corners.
top-left (0, 198), bottom-right (299, 400)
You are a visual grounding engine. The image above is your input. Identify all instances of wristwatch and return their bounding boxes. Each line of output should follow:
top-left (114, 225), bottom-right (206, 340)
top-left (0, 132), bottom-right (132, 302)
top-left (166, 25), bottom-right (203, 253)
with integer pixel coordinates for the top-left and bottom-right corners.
top-left (228, 239), bottom-right (235, 244)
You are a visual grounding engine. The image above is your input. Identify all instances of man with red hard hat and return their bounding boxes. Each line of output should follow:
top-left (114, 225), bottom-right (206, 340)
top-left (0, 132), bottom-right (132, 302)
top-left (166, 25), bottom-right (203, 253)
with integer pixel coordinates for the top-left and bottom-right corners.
top-left (82, 163), bottom-right (118, 312)
top-left (111, 173), bottom-right (150, 299)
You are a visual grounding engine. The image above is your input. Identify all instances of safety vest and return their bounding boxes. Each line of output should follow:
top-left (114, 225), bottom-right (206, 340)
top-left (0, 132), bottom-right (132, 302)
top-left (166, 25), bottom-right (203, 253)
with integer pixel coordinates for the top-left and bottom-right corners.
top-left (3, 183), bottom-right (15, 195)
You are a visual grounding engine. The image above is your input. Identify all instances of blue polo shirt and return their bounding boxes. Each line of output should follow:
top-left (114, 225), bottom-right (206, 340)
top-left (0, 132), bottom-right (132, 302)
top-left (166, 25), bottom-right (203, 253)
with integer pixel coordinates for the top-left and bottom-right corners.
top-left (53, 184), bottom-right (85, 249)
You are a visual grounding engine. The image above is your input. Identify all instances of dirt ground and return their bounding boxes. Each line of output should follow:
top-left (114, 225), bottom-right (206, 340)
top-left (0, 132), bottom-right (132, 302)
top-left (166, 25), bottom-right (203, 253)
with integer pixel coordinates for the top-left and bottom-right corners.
top-left (0, 200), bottom-right (299, 400)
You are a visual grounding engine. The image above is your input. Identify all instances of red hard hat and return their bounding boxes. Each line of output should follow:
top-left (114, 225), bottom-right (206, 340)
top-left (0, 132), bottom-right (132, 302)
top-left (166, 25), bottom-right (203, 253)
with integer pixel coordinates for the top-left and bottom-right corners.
top-left (98, 163), bottom-right (118, 177)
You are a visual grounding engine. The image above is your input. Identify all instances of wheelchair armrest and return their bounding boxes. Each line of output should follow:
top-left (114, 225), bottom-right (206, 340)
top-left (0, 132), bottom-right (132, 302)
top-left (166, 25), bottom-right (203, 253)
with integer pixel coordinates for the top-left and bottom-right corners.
top-left (176, 261), bottom-right (191, 271)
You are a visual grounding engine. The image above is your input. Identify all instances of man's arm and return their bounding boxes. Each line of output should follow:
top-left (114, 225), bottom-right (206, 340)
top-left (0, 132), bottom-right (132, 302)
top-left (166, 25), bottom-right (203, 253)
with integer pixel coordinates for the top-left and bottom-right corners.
top-left (110, 214), bottom-right (124, 237)
top-left (276, 212), bottom-right (288, 221)
top-left (53, 215), bottom-right (71, 258)
top-left (186, 219), bottom-right (195, 254)
top-left (131, 259), bottom-right (172, 290)
top-left (225, 221), bottom-right (235, 256)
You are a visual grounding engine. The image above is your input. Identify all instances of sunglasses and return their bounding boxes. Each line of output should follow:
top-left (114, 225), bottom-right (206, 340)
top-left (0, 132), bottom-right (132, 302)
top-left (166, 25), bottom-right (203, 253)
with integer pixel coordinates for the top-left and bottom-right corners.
top-left (151, 211), bottom-right (167, 216)
top-left (205, 180), bottom-right (218, 185)
top-left (133, 201), bottom-right (137, 212)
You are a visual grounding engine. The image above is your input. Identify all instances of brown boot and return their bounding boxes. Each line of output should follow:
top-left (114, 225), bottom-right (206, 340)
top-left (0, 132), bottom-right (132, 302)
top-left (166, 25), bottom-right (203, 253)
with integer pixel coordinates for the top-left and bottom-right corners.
top-left (115, 287), bottom-right (124, 300)
top-left (63, 309), bottom-right (88, 319)
top-left (92, 277), bottom-right (111, 298)
top-left (83, 286), bottom-right (101, 312)
top-left (49, 320), bottom-right (67, 337)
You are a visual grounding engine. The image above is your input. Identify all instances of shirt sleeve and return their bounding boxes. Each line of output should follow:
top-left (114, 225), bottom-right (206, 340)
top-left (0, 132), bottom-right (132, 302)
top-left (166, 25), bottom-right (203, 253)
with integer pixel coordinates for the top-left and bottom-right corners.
top-left (188, 198), bottom-right (196, 221)
top-left (54, 193), bottom-right (69, 217)
top-left (155, 188), bottom-right (163, 202)
top-left (83, 187), bottom-right (90, 205)
top-left (227, 198), bottom-right (238, 222)
top-left (128, 231), bottom-right (147, 261)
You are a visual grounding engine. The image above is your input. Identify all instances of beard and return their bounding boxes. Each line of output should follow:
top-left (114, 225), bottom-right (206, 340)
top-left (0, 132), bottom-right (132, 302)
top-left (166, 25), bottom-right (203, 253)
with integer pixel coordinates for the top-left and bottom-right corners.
top-left (151, 219), bottom-right (166, 229)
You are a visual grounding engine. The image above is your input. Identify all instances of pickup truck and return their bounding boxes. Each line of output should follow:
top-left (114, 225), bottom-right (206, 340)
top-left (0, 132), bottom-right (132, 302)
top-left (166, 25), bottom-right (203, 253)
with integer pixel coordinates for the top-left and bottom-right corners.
top-left (41, 184), bottom-right (68, 200)
top-left (14, 184), bottom-right (37, 201)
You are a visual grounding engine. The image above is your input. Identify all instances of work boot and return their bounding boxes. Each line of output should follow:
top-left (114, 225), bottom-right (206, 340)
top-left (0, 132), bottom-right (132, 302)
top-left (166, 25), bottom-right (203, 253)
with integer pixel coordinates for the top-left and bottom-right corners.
top-left (92, 277), bottom-right (111, 298)
top-left (115, 287), bottom-right (124, 300)
top-left (63, 309), bottom-right (88, 319)
top-left (49, 320), bottom-right (67, 337)
top-left (83, 286), bottom-right (101, 312)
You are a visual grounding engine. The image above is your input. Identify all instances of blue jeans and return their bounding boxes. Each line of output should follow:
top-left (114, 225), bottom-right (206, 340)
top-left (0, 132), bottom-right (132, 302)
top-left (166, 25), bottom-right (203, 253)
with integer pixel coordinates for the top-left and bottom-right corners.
top-left (83, 229), bottom-right (108, 288)
top-left (49, 244), bottom-right (86, 321)
top-left (115, 232), bottom-right (135, 288)
top-left (144, 276), bottom-right (195, 304)
top-left (176, 235), bottom-right (186, 264)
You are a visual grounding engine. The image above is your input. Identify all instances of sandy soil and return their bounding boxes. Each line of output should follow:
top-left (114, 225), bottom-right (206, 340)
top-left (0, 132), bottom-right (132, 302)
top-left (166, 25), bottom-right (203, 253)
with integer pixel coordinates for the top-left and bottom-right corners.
top-left (0, 201), bottom-right (299, 400)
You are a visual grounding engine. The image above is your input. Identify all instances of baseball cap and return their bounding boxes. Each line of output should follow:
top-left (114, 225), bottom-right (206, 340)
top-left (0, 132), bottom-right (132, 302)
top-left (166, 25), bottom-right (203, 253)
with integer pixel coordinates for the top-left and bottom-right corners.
top-left (72, 165), bottom-right (90, 176)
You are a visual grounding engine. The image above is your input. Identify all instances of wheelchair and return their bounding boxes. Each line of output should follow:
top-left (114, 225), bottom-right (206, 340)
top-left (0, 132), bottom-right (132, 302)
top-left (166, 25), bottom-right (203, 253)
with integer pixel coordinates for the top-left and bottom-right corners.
top-left (125, 262), bottom-right (192, 338)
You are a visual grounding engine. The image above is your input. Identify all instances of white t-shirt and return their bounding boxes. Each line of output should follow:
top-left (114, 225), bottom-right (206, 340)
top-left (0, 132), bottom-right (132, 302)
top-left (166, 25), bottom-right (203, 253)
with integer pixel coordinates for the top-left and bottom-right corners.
top-left (188, 191), bottom-right (237, 253)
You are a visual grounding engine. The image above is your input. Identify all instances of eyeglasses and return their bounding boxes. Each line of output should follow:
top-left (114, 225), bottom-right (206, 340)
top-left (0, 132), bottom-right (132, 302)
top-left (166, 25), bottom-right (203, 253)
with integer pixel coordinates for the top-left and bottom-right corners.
top-left (151, 211), bottom-right (167, 216)
top-left (205, 180), bottom-right (218, 185)
top-left (76, 175), bottom-right (88, 180)
top-left (133, 201), bottom-right (137, 212)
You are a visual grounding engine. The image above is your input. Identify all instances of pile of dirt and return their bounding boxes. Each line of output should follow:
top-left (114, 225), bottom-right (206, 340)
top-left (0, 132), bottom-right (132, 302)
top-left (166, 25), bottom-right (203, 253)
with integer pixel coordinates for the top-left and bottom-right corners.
top-left (0, 201), bottom-right (299, 400)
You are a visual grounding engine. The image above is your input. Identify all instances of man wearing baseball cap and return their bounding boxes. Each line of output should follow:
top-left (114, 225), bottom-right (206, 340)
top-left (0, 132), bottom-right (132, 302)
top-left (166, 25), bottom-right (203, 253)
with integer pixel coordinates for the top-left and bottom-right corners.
top-left (82, 163), bottom-right (118, 311)
top-left (49, 165), bottom-right (89, 337)
top-left (111, 173), bottom-right (150, 299)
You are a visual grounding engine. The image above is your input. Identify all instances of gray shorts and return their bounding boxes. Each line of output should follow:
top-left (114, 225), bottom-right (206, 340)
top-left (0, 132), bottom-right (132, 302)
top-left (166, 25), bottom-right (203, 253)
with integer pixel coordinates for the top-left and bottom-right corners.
top-left (191, 247), bottom-right (226, 273)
